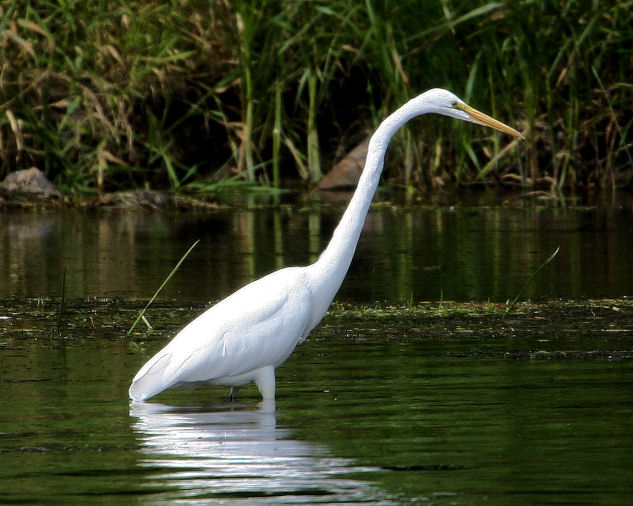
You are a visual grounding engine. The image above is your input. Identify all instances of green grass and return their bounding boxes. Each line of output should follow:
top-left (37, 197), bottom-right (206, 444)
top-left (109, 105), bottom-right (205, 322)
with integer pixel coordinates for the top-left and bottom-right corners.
top-left (1, 0), bottom-right (631, 195)
top-left (128, 239), bottom-right (200, 335)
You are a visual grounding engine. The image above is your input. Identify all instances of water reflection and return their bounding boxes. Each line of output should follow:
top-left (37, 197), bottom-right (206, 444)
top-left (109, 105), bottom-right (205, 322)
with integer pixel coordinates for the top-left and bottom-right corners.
top-left (1, 198), bottom-right (632, 302)
top-left (130, 401), bottom-right (389, 504)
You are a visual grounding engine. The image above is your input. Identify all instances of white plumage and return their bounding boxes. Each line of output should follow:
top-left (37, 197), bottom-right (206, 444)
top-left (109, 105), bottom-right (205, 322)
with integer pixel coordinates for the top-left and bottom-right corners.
top-left (130, 267), bottom-right (315, 401)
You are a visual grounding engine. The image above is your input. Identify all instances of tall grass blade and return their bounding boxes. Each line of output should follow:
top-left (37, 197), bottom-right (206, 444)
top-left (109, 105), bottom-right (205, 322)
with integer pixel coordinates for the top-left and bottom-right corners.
top-left (504, 247), bottom-right (560, 317)
top-left (128, 240), bottom-right (200, 335)
top-left (56, 266), bottom-right (66, 331)
top-left (272, 82), bottom-right (282, 188)
top-left (591, 66), bottom-right (633, 170)
top-left (307, 71), bottom-right (322, 183)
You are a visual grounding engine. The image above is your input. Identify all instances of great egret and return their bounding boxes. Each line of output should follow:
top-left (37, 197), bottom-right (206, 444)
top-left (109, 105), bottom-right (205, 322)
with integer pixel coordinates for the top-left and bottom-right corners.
top-left (129, 88), bottom-right (523, 402)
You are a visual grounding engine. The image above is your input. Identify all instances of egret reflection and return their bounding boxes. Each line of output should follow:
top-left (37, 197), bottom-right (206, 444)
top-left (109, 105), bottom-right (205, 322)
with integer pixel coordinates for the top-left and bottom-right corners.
top-left (130, 401), bottom-right (392, 503)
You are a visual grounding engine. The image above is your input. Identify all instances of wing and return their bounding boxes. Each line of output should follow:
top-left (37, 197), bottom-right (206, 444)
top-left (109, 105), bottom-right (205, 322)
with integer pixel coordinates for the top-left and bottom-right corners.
top-left (129, 266), bottom-right (313, 401)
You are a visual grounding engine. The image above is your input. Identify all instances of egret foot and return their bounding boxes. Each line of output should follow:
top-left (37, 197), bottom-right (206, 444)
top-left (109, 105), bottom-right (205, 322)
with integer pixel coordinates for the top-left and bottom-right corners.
top-left (229, 387), bottom-right (239, 402)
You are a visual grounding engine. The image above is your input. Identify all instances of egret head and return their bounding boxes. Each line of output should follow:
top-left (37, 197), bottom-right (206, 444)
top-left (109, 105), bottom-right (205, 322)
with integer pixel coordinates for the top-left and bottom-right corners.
top-left (414, 88), bottom-right (524, 139)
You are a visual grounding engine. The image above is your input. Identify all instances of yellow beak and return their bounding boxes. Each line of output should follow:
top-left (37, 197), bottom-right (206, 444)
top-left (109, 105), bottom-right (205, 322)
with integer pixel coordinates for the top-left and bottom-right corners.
top-left (454, 102), bottom-right (524, 140)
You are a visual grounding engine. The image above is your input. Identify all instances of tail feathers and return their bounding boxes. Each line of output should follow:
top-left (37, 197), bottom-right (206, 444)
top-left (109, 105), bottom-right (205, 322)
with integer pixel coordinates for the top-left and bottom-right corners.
top-left (129, 352), bottom-right (174, 401)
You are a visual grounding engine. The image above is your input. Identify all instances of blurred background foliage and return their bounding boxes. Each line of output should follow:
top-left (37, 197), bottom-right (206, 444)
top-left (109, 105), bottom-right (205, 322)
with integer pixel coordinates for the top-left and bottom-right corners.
top-left (0, 0), bottom-right (631, 195)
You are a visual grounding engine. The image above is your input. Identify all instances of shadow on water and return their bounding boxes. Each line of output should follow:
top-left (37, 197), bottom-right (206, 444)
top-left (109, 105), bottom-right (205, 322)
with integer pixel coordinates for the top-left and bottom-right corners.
top-left (130, 400), bottom-right (390, 503)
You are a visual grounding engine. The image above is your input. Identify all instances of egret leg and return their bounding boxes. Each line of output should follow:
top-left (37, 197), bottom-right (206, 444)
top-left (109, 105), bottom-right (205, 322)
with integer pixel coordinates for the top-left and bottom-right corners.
top-left (229, 387), bottom-right (239, 402)
top-left (255, 366), bottom-right (276, 400)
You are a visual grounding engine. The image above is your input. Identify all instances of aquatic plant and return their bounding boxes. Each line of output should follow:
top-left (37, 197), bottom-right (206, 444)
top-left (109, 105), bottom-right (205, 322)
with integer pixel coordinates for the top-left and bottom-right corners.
top-left (505, 246), bottom-right (560, 316)
top-left (128, 240), bottom-right (200, 335)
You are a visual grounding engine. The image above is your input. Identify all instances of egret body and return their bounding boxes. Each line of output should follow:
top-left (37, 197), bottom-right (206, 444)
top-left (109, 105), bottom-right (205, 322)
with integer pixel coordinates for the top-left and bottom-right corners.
top-left (129, 89), bottom-right (522, 402)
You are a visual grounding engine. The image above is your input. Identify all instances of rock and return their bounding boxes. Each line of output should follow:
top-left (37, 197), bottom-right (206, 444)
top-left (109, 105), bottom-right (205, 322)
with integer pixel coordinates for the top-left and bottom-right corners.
top-left (318, 137), bottom-right (370, 191)
top-left (0, 167), bottom-right (62, 204)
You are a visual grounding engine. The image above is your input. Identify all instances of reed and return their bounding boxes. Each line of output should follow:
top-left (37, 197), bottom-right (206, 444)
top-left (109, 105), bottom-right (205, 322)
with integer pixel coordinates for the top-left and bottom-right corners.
top-left (128, 240), bottom-right (199, 335)
top-left (1, 1), bottom-right (631, 194)
top-left (505, 247), bottom-right (560, 317)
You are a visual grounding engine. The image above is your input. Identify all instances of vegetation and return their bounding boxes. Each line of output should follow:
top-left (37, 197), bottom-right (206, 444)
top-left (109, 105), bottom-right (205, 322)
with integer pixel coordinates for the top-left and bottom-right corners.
top-left (1, 0), bottom-right (631, 195)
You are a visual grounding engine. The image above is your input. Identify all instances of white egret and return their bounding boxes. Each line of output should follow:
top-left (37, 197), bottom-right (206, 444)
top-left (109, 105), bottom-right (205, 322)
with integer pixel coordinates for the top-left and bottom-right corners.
top-left (129, 88), bottom-right (523, 402)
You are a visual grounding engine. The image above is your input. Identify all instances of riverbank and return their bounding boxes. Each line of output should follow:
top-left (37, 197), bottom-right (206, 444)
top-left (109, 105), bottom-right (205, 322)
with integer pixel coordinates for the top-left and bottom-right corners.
top-left (1, 0), bottom-right (631, 194)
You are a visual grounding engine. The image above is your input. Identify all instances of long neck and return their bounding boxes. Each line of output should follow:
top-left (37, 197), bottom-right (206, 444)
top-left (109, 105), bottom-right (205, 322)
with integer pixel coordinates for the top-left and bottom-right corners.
top-left (307, 98), bottom-right (427, 310)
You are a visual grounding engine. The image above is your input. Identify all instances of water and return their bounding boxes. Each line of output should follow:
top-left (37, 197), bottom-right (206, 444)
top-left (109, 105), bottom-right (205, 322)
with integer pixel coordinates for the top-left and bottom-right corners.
top-left (1, 195), bottom-right (633, 502)
top-left (1, 195), bottom-right (633, 302)
top-left (1, 302), bottom-right (632, 503)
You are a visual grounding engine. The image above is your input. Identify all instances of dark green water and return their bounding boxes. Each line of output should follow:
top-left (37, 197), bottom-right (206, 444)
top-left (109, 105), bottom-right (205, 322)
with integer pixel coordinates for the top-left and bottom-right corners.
top-left (1, 198), bottom-right (633, 503)
top-left (1, 301), bottom-right (632, 503)
top-left (1, 197), bottom-right (633, 302)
